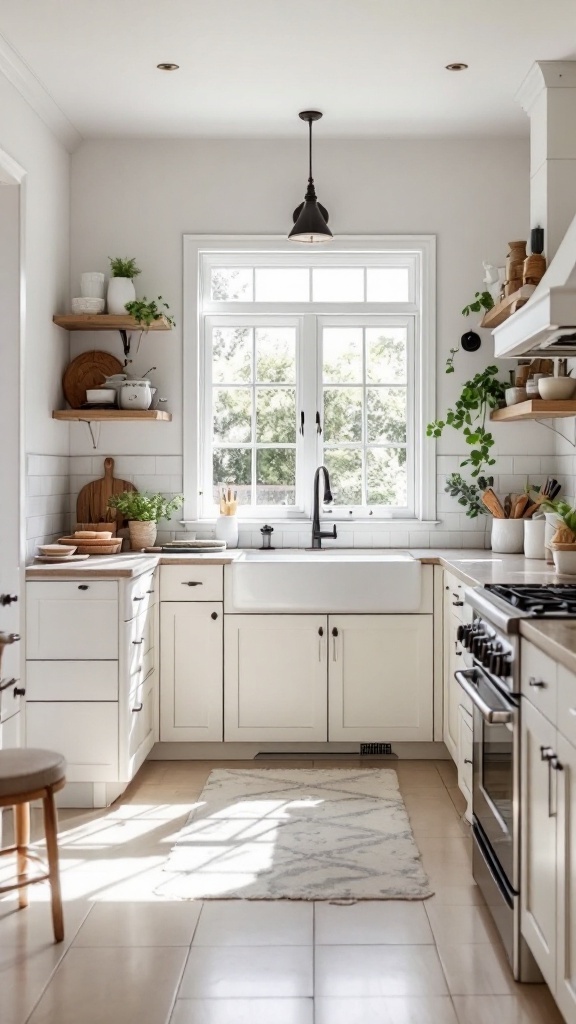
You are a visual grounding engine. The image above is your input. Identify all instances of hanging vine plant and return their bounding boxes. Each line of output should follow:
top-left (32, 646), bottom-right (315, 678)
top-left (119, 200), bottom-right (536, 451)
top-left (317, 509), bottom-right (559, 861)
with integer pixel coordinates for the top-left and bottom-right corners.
top-left (427, 365), bottom-right (510, 517)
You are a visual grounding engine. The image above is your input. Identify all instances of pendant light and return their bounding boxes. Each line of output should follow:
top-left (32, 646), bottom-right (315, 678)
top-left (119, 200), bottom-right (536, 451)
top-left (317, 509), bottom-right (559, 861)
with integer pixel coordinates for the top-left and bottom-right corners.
top-left (288, 110), bottom-right (333, 243)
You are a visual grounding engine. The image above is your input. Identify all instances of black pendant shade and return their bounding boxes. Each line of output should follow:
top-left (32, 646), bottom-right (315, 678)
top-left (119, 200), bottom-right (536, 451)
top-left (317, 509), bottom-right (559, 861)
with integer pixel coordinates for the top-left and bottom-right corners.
top-left (288, 111), bottom-right (333, 243)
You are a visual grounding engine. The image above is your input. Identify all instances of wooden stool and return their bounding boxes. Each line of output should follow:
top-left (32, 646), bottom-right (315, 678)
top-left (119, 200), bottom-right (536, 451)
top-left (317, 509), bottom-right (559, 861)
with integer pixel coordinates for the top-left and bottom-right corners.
top-left (0, 748), bottom-right (66, 942)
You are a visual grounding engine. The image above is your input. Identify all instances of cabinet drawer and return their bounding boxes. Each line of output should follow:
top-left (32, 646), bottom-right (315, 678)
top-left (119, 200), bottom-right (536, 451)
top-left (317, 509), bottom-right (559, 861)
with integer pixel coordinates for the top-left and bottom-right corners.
top-left (26, 702), bottom-right (118, 782)
top-left (127, 609), bottom-right (155, 692)
top-left (123, 569), bottom-right (157, 622)
top-left (558, 665), bottom-right (576, 745)
top-left (26, 661), bottom-right (118, 701)
top-left (160, 565), bottom-right (223, 602)
top-left (27, 581), bottom-right (118, 660)
top-left (521, 640), bottom-right (557, 722)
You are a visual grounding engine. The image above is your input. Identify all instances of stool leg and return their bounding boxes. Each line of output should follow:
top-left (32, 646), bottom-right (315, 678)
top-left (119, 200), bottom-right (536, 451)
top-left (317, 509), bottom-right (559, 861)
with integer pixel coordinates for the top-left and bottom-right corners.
top-left (42, 787), bottom-right (64, 943)
top-left (14, 802), bottom-right (30, 910)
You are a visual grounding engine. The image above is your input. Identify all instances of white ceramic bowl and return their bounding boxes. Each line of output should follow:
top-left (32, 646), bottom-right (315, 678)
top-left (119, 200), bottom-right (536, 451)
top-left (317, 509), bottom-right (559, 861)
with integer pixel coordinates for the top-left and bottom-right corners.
top-left (71, 296), bottom-right (105, 314)
top-left (538, 376), bottom-right (576, 401)
top-left (38, 543), bottom-right (76, 556)
top-left (86, 388), bottom-right (116, 404)
top-left (552, 547), bottom-right (576, 575)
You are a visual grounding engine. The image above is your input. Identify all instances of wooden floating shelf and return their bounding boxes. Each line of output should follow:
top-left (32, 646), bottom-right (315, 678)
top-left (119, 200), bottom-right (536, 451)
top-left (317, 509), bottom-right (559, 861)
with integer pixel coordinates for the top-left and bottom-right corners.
top-left (52, 409), bottom-right (172, 422)
top-left (53, 314), bottom-right (171, 332)
top-left (480, 285), bottom-right (535, 329)
top-left (491, 400), bottom-right (576, 422)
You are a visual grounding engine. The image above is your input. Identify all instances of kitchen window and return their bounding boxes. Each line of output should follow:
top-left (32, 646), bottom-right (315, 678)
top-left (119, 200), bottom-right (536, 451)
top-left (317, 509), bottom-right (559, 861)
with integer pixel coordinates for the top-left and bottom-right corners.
top-left (184, 237), bottom-right (436, 522)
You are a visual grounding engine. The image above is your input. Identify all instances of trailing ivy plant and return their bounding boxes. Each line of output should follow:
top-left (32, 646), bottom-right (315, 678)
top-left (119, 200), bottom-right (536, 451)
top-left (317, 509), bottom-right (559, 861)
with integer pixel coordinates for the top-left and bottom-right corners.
top-left (124, 296), bottom-right (176, 328)
top-left (461, 291), bottom-right (494, 318)
top-left (427, 365), bottom-right (510, 517)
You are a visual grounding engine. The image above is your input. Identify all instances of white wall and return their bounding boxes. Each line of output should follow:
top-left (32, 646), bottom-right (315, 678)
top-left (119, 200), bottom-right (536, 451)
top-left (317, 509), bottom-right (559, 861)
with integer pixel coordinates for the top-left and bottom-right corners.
top-left (0, 72), bottom-right (71, 551)
top-left (69, 137), bottom-right (557, 545)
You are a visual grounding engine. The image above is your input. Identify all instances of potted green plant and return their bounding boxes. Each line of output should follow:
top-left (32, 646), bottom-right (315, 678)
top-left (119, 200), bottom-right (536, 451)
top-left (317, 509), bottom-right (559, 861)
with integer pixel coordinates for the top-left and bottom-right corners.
top-left (427, 365), bottom-right (509, 518)
top-left (107, 257), bottom-right (141, 314)
top-left (124, 296), bottom-right (175, 328)
top-left (107, 491), bottom-right (183, 549)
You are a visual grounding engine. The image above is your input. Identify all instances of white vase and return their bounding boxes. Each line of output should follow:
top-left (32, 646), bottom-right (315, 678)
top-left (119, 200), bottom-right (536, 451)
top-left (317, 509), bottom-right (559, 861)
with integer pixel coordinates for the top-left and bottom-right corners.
top-left (107, 277), bottom-right (136, 314)
top-left (524, 518), bottom-right (546, 559)
top-left (214, 515), bottom-right (238, 548)
top-left (81, 272), bottom-right (105, 299)
top-left (491, 518), bottom-right (524, 554)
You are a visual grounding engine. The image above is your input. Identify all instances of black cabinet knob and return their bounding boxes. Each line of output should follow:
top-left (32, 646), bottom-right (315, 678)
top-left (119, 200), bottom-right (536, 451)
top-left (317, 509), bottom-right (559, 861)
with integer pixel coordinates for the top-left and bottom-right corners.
top-left (211, 611), bottom-right (218, 620)
top-left (0, 594), bottom-right (18, 606)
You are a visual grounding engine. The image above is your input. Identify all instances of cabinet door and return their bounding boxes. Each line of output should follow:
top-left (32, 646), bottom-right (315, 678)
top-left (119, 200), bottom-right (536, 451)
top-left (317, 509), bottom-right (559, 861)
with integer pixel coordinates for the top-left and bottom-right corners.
top-left (521, 697), bottom-right (557, 989)
top-left (328, 615), bottom-right (433, 741)
top-left (556, 732), bottom-right (576, 1023)
top-left (224, 615), bottom-right (328, 741)
top-left (160, 602), bottom-right (223, 741)
top-left (124, 675), bottom-right (155, 780)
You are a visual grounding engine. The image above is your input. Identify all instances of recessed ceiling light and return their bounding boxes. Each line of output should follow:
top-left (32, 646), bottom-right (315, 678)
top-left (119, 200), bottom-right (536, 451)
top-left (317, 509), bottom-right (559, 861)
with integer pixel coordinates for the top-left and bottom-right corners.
top-left (157, 62), bottom-right (179, 71)
top-left (445, 62), bottom-right (468, 71)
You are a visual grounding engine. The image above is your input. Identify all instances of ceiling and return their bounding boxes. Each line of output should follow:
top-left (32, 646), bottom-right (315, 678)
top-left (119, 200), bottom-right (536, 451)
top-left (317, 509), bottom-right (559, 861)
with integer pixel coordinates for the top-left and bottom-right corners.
top-left (0, 0), bottom-right (575, 141)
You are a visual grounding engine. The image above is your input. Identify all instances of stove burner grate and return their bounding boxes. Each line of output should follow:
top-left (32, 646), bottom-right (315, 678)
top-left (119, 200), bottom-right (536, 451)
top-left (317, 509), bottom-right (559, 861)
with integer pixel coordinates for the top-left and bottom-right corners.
top-left (485, 583), bottom-right (576, 617)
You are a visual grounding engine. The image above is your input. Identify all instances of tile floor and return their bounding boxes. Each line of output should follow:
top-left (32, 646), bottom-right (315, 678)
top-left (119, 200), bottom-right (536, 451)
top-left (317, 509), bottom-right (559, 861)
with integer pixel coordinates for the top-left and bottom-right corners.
top-left (0, 758), bottom-right (564, 1024)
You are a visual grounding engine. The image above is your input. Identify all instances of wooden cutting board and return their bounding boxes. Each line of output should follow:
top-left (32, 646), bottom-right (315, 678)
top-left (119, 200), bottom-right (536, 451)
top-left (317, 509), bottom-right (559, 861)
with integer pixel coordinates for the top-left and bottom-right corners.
top-left (76, 458), bottom-right (137, 525)
top-left (63, 351), bottom-right (124, 409)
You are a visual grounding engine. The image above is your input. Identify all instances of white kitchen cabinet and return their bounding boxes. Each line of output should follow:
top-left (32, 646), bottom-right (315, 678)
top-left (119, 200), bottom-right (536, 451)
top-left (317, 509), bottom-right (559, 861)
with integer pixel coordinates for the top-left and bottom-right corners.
top-left (521, 696), bottom-right (558, 990)
top-left (160, 601), bottom-right (223, 741)
top-left (26, 580), bottom-right (118, 660)
top-left (26, 701), bottom-right (119, 782)
top-left (556, 730), bottom-right (576, 1024)
top-left (124, 673), bottom-right (156, 778)
top-left (328, 615), bottom-right (433, 741)
top-left (224, 614), bottom-right (328, 741)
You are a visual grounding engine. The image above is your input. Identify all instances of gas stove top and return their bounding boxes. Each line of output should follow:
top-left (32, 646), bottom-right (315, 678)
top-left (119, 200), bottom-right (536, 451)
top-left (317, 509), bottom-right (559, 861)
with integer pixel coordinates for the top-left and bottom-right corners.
top-left (484, 583), bottom-right (576, 618)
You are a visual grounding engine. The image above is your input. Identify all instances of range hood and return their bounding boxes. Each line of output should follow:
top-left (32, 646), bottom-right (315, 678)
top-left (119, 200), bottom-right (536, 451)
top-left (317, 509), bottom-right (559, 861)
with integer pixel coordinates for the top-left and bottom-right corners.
top-left (494, 62), bottom-right (576, 358)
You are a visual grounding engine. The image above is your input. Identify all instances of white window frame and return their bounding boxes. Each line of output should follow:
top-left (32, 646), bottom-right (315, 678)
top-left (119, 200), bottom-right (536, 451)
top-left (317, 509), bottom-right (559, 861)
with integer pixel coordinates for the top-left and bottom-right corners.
top-left (183, 235), bottom-right (436, 524)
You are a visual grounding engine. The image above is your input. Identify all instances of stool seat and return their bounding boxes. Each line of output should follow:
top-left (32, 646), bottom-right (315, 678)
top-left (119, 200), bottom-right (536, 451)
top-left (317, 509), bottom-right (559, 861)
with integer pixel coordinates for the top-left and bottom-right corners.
top-left (0, 749), bottom-right (66, 798)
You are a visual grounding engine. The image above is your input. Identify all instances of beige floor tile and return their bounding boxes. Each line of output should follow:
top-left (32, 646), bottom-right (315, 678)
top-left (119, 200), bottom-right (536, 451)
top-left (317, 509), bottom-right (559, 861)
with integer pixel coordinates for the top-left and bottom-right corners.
top-left (314, 945), bottom-right (448, 997)
top-left (314, 901), bottom-right (434, 945)
top-left (0, 898), bottom-right (90, 949)
top-left (435, 760), bottom-right (459, 787)
top-left (425, 904), bottom-right (499, 945)
top-left (447, 787), bottom-right (468, 815)
top-left (192, 899), bottom-right (312, 946)
top-left (170, 997), bottom-right (314, 1024)
top-left (426, 885), bottom-right (484, 907)
top-left (406, 802), bottom-right (469, 839)
top-left (417, 839), bottom-right (473, 887)
top-left (27, 946), bottom-right (188, 1024)
top-left (452, 990), bottom-right (564, 1024)
top-left (73, 900), bottom-right (202, 946)
top-left (0, 944), bottom-right (67, 1024)
top-left (178, 945), bottom-right (313, 998)
top-left (436, 941), bottom-right (517, 995)
top-left (313, 759), bottom-right (363, 768)
top-left (315, 996), bottom-right (459, 1024)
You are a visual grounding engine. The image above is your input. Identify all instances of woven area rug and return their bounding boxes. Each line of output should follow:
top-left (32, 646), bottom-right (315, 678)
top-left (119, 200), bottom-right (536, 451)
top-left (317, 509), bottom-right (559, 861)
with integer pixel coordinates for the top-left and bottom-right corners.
top-left (157, 768), bottom-right (432, 901)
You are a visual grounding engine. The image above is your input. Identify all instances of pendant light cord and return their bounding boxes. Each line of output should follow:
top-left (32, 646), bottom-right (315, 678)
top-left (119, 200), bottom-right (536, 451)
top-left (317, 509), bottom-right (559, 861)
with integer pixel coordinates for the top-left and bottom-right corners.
top-left (308, 117), bottom-right (313, 182)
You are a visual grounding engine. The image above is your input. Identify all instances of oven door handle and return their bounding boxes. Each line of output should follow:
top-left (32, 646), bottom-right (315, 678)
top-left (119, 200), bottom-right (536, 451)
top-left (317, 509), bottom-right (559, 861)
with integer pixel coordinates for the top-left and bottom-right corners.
top-left (455, 669), bottom-right (513, 724)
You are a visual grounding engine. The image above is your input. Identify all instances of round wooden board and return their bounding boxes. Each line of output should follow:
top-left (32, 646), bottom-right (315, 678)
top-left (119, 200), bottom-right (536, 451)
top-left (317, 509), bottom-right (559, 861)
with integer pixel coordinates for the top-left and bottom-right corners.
top-left (63, 350), bottom-right (124, 409)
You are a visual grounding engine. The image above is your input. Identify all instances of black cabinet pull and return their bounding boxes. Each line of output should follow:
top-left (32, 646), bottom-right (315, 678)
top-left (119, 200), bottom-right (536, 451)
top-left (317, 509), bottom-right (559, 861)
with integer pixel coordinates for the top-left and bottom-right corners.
top-left (316, 411), bottom-right (322, 435)
top-left (211, 611), bottom-right (218, 620)
top-left (183, 581), bottom-right (203, 587)
top-left (452, 600), bottom-right (464, 607)
top-left (464, 758), bottom-right (472, 765)
top-left (299, 411), bottom-right (305, 435)
top-left (132, 638), bottom-right (144, 645)
top-left (78, 585), bottom-right (89, 591)
top-left (0, 594), bottom-right (18, 606)
top-left (146, 590), bottom-right (155, 594)
top-left (132, 703), bottom-right (143, 713)
top-left (133, 595), bottom-right (145, 601)
top-left (529, 677), bottom-right (546, 689)
top-left (14, 687), bottom-right (25, 697)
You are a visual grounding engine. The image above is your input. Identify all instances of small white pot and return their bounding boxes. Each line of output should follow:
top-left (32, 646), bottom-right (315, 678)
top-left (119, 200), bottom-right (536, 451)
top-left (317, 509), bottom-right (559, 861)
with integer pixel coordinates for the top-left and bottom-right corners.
top-left (524, 518), bottom-right (546, 559)
top-left (214, 515), bottom-right (238, 548)
top-left (81, 272), bottom-right (105, 299)
top-left (491, 518), bottom-right (524, 554)
top-left (552, 548), bottom-right (576, 575)
top-left (128, 521), bottom-right (157, 549)
top-left (107, 276), bottom-right (136, 314)
top-left (118, 381), bottom-right (153, 410)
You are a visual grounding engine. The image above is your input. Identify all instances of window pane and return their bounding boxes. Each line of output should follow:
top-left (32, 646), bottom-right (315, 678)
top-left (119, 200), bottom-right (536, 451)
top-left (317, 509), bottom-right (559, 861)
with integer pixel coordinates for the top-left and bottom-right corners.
top-left (367, 448), bottom-right (407, 506)
top-left (256, 449), bottom-right (296, 505)
top-left (322, 328), bottom-right (362, 384)
top-left (324, 387), bottom-right (363, 442)
top-left (313, 268), bottom-right (364, 302)
top-left (256, 327), bottom-right (296, 383)
top-left (256, 388), bottom-right (296, 443)
top-left (366, 328), bottom-right (407, 383)
top-left (210, 268), bottom-right (253, 301)
top-left (212, 327), bottom-right (252, 384)
top-left (366, 267), bottom-right (409, 302)
top-left (255, 268), bottom-right (309, 302)
top-left (367, 387), bottom-right (407, 444)
top-left (213, 448), bottom-right (252, 505)
top-left (213, 388), bottom-right (252, 443)
top-left (324, 449), bottom-right (362, 505)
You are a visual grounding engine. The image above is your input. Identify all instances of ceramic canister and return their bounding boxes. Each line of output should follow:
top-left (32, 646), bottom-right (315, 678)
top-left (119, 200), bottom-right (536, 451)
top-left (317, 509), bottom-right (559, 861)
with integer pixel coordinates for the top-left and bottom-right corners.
top-left (491, 518), bottom-right (524, 554)
top-left (118, 380), bottom-right (153, 410)
top-left (524, 518), bottom-right (546, 560)
top-left (80, 272), bottom-right (105, 299)
top-left (214, 515), bottom-right (238, 548)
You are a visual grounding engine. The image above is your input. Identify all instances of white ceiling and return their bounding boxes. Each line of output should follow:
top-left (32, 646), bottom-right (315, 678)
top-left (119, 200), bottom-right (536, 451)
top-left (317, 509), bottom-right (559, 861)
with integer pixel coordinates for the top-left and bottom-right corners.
top-left (0, 0), bottom-right (575, 141)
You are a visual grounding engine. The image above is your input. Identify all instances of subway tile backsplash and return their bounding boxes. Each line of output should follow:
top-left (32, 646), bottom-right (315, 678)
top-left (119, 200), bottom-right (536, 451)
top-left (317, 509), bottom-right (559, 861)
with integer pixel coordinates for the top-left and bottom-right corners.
top-left (25, 454), bottom-right (73, 560)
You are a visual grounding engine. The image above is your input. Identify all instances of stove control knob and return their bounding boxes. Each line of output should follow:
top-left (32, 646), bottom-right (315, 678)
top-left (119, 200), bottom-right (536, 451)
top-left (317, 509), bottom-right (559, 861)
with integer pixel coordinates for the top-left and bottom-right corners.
top-left (457, 624), bottom-right (466, 643)
top-left (501, 656), bottom-right (512, 678)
